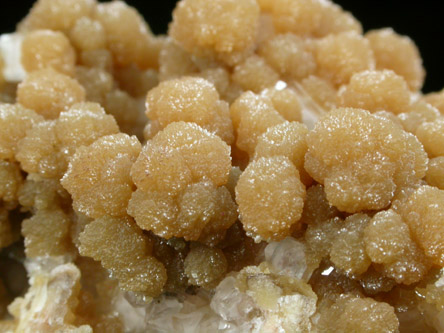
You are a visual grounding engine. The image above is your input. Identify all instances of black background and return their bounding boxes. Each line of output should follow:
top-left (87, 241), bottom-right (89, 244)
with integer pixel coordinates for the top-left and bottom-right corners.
top-left (1, 0), bottom-right (443, 93)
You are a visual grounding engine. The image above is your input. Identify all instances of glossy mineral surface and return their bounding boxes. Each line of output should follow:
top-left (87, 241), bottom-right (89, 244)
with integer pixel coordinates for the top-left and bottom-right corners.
top-left (0, 0), bottom-right (443, 332)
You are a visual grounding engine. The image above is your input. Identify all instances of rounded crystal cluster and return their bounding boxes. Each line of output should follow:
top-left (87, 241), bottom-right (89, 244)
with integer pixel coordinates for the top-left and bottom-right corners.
top-left (0, 0), bottom-right (443, 331)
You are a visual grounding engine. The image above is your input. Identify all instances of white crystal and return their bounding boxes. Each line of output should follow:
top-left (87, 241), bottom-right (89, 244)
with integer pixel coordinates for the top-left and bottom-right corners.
top-left (24, 255), bottom-right (72, 276)
top-left (302, 108), bottom-right (319, 131)
top-left (171, 292), bottom-right (220, 333)
top-left (276, 294), bottom-right (316, 331)
top-left (114, 291), bottom-right (147, 333)
top-left (144, 295), bottom-right (183, 332)
top-left (210, 276), bottom-right (256, 324)
top-left (8, 261), bottom-right (92, 333)
top-left (0, 33), bottom-right (26, 82)
top-left (274, 80), bottom-right (287, 91)
top-left (435, 269), bottom-right (444, 288)
top-left (145, 291), bottom-right (222, 333)
top-left (265, 237), bottom-right (307, 280)
top-left (292, 81), bottom-right (326, 130)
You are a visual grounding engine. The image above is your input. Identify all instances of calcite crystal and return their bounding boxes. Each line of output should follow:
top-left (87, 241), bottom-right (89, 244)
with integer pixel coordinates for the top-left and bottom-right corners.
top-left (0, 0), bottom-right (443, 331)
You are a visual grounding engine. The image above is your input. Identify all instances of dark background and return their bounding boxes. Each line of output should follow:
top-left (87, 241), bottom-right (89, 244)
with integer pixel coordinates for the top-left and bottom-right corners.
top-left (1, 0), bottom-right (443, 93)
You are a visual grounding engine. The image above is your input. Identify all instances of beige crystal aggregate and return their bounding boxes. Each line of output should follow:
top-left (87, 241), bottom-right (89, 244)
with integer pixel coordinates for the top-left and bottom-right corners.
top-left (17, 68), bottom-right (86, 119)
top-left (329, 213), bottom-right (371, 276)
top-left (364, 209), bottom-right (430, 284)
top-left (254, 121), bottom-right (310, 185)
top-left (170, 0), bottom-right (260, 65)
top-left (18, 176), bottom-right (70, 211)
top-left (21, 29), bottom-right (76, 76)
top-left (400, 186), bottom-right (444, 266)
top-left (0, 160), bottom-right (23, 204)
top-left (1, 0), bottom-right (444, 331)
top-left (56, 103), bottom-right (119, 157)
top-left (16, 120), bottom-right (68, 179)
top-left (16, 102), bottom-right (119, 179)
top-left (397, 100), bottom-right (440, 134)
top-left (315, 32), bottom-right (375, 87)
top-left (416, 118), bottom-right (444, 157)
top-left (62, 133), bottom-right (141, 218)
top-left (0, 104), bottom-right (43, 161)
top-left (232, 54), bottom-right (279, 93)
top-left (114, 66), bottom-right (158, 98)
top-left (366, 28), bottom-right (425, 91)
top-left (18, 0), bottom-right (96, 32)
top-left (425, 89), bottom-right (444, 114)
top-left (300, 75), bottom-right (337, 110)
top-left (145, 77), bottom-right (234, 143)
top-left (236, 156), bottom-right (306, 242)
top-left (230, 91), bottom-right (286, 157)
top-left (128, 122), bottom-right (235, 243)
top-left (74, 66), bottom-right (113, 105)
top-left (317, 294), bottom-right (399, 332)
top-left (259, 33), bottom-right (316, 80)
top-left (79, 48), bottom-right (113, 72)
top-left (262, 87), bottom-right (303, 122)
top-left (158, 39), bottom-right (197, 81)
top-left (22, 208), bottom-right (73, 258)
top-left (184, 245), bottom-right (228, 289)
top-left (79, 216), bottom-right (167, 296)
top-left (426, 157), bottom-right (444, 189)
top-left (305, 107), bottom-right (428, 213)
top-left (69, 17), bottom-right (107, 52)
top-left (94, 1), bottom-right (160, 69)
top-left (267, 0), bottom-right (362, 37)
top-left (337, 69), bottom-right (411, 115)
top-left (103, 89), bottom-right (146, 139)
